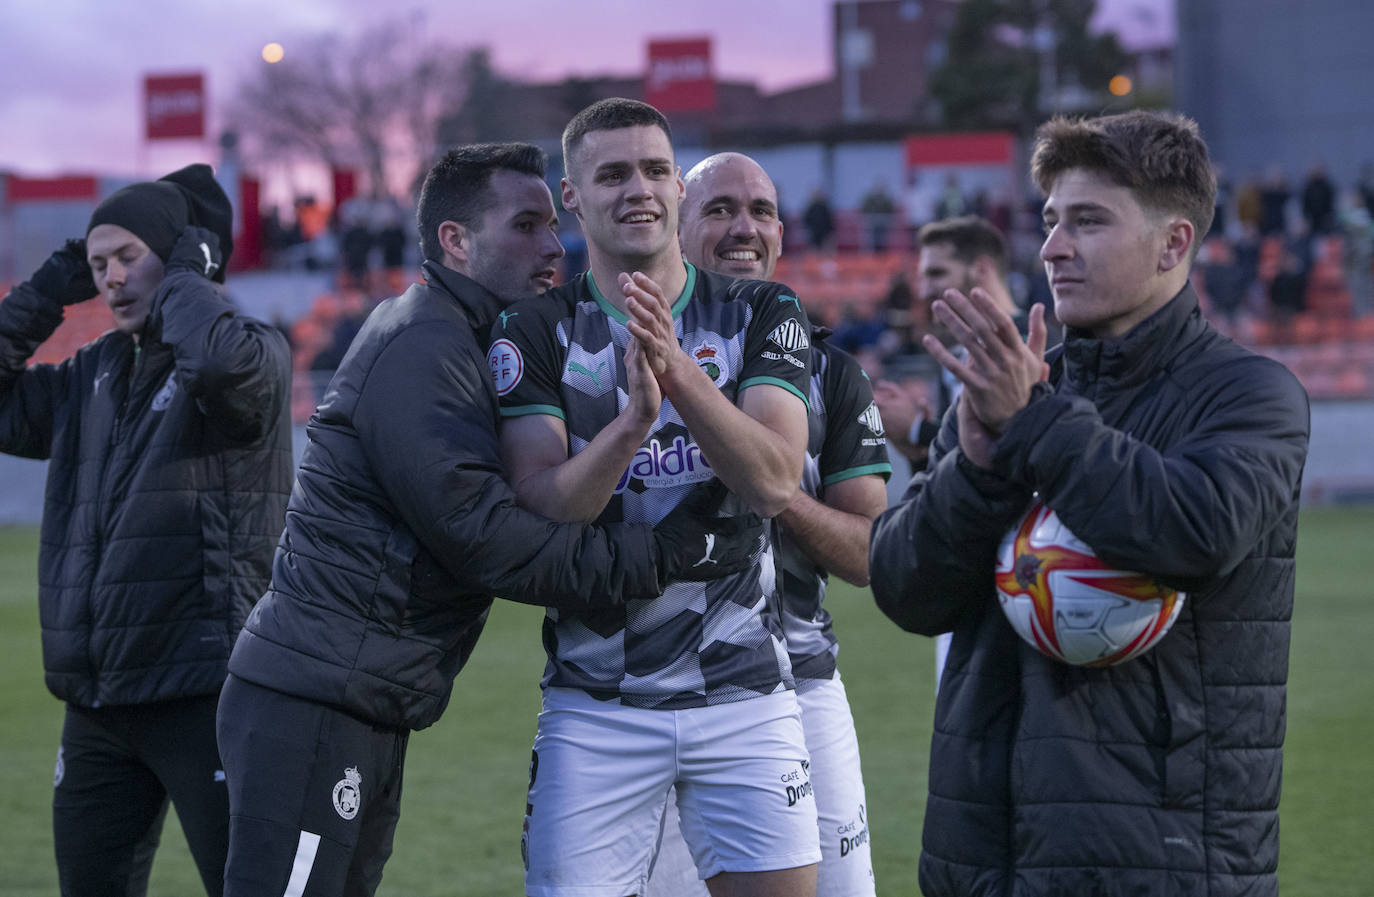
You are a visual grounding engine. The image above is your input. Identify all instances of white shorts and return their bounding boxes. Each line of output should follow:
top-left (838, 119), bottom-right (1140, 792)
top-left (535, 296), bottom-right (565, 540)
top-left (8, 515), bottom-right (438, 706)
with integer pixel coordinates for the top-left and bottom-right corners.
top-left (799, 675), bottom-right (875, 897)
top-left (645, 674), bottom-right (874, 897)
top-left (523, 687), bottom-right (820, 897)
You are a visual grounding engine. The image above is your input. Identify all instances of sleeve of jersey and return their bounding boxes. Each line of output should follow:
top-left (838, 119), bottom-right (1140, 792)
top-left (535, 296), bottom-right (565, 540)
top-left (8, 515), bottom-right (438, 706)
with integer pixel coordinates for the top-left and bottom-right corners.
top-left (488, 300), bottom-right (566, 420)
top-left (819, 347), bottom-right (892, 487)
top-left (737, 281), bottom-right (812, 410)
top-left (355, 322), bottom-right (661, 607)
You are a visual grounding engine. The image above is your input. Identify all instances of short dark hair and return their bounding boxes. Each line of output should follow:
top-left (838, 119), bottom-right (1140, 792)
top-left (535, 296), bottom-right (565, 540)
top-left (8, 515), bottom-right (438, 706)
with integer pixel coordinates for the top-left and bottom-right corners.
top-left (561, 98), bottom-right (672, 182)
top-left (918, 216), bottom-right (1009, 276)
top-left (416, 142), bottom-right (547, 262)
top-left (1030, 111), bottom-right (1217, 257)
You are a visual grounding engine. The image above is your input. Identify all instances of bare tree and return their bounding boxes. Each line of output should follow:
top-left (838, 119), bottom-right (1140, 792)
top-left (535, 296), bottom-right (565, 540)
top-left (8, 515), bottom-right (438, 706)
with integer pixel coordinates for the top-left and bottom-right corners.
top-left (228, 20), bottom-right (474, 197)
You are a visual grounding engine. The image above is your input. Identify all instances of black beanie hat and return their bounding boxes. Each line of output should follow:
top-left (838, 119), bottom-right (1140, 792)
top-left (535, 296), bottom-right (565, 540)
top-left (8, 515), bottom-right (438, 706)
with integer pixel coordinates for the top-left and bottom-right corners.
top-left (87, 164), bottom-right (234, 282)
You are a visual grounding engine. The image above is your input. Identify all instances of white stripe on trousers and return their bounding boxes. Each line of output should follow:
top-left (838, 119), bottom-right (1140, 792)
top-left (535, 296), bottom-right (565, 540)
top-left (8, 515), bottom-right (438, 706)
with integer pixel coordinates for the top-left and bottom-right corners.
top-left (283, 831), bottom-right (321, 897)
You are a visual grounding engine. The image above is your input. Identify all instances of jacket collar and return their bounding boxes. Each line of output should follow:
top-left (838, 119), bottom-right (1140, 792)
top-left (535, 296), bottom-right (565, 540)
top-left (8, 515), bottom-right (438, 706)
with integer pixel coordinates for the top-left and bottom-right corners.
top-left (421, 259), bottom-right (507, 332)
top-left (1059, 283), bottom-right (1204, 391)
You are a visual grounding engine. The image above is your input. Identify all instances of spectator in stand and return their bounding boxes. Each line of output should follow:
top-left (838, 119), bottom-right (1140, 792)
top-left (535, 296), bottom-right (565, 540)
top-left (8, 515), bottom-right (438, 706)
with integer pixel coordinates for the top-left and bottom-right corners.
top-left (1359, 162), bottom-right (1374, 220)
top-left (803, 188), bottom-right (836, 252)
top-left (1342, 190), bottom-right (1374, 318)
top-left (375, 197), bottom-right (408, 271)
top-left (871, 272), bottom-right (920, 359)
top-left (338, 198), bottom-right (373, 287)
top-left (904, 171), bottom-right (940, 231)
top-left (830, 304), bottom-right (890, 357)
top-left (1259, 166), bottom-right (1291, 237)
top-left (935, 173), bottom-right (966, 221)
top-left (1269, 244), bottom-right (1309, 326)
top-left (1198, 237), bottom-right (1253, 332)
top-left (1301, 164), bottom-right (1336, 236)
top-left (861, 179), bottom-right (899, 252)
top-left (1235, 174), bottom-right (1262, 233)
top-left (1210, 165), bottom-right (1232, 237)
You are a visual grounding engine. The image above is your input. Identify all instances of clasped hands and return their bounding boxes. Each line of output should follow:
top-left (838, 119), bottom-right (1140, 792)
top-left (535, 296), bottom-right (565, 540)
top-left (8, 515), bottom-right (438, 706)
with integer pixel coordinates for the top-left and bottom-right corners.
top-left (922, 289), bottom-right (1049, 469)
top-left (615, 271), bottom-right (684, 428)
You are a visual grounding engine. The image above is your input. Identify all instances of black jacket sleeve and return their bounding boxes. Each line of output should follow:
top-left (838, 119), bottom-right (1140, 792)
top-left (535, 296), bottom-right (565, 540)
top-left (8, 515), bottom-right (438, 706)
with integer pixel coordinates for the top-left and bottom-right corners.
top-left (353, 322), bottom-right (662, 609)
top-left (869, 398), bottom-right (1033, 635)
top-left (0, 281), bottom-right (71, 459)
top-left (991, 355), bottom-right (1310, 587)
top-left (152, 271), bottom-right (292, 443)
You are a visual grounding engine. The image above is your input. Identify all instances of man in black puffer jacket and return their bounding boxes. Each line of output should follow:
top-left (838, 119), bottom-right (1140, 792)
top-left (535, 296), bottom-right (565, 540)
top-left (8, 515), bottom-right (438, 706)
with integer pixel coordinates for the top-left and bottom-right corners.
top-left (217, 143), bottom-right (762, 897)
top-left (870, 111), bottom-right (1310, 896)
top-left (0, 165), bottom-right (293, 896)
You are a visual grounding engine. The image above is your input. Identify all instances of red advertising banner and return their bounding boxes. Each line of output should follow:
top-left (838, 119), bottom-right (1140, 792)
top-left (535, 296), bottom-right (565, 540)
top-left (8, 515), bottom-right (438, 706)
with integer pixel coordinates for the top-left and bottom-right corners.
top-left (903, 132), bottom-right (1015, 167)
top-left (645, 38), bottom-right (715, 113)
top-left (236, 175), bottom-right (263, 270)
top-left (144, 73), bottom-right (206, 140)
top-left (5, 175), bottom-right (99, 201)
top-left (331, 167), bottom-right (358, 209)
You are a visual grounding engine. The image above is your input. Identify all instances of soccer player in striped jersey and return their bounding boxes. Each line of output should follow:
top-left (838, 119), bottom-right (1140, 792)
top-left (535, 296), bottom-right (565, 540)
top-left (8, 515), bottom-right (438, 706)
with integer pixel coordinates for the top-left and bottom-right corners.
top-left (491, 101), bottom-right (820, 897)
top-left (646, 152), bottom-right (890, 897)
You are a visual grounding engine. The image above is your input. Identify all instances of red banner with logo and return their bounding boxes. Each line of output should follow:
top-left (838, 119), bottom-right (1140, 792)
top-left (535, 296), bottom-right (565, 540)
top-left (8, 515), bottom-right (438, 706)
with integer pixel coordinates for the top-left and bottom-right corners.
top-left (144, 73), bottom-right (206, 140)
top-left (645, 38), bottom-right (715, 113)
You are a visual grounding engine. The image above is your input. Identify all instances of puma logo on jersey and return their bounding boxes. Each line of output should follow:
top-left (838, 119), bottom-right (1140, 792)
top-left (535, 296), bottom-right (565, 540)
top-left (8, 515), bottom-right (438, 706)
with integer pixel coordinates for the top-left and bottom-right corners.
top-left (499, 309), bottom-right (519, 328)
top-left (200, 243), bottom-right (219, 277)
top-left (567, 359), bottom-right (608, 389)
top-left (692, 533), bottom-right (719, 567)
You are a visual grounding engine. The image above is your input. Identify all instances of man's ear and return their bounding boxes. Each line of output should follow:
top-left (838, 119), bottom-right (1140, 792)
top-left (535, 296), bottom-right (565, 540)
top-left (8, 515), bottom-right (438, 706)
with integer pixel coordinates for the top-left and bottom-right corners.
top-left (561, 178), bottom-right (580, 217)
top-left (437, 220), bottom-right (468, 268)
top-left (1159, 217), bottom-right (1195, 274)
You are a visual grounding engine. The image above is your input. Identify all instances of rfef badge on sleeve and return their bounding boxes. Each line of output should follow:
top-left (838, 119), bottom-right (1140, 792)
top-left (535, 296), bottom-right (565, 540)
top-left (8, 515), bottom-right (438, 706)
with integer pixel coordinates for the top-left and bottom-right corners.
top-left (488, 339), bottom-right (524, 395)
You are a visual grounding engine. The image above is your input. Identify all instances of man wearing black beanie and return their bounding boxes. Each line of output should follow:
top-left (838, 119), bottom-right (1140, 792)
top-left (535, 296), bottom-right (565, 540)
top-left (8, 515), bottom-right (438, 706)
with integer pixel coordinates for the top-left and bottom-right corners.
top-left (0, 164), bottom-right (293, 896)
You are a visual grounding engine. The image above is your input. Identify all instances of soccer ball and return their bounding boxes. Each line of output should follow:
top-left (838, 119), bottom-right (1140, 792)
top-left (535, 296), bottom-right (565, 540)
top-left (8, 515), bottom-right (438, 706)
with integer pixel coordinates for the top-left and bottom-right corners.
top-left (994, 502), bottom-right (1185, 667)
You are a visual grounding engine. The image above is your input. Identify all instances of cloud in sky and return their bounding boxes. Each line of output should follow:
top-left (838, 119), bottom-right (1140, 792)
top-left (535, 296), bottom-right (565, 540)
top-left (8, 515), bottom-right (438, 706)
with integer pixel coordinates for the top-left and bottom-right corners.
top-left (1, 0), bottom-right (1170, 177)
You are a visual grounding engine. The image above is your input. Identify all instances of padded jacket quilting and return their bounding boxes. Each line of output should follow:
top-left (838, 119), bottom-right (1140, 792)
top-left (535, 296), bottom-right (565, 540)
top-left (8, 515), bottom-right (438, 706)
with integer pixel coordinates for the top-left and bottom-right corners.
top-left (0, 273), bottom-right (293, 708)
top-left (870, 286), bottom-right (1310, 897)
top-left (228, 262), bottom-right (663, 731)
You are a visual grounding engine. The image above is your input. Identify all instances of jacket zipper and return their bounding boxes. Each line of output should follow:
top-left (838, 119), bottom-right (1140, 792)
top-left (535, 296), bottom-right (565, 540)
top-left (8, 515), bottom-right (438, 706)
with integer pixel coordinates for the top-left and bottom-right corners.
top-left (88, 343), bottom-right (142, 705)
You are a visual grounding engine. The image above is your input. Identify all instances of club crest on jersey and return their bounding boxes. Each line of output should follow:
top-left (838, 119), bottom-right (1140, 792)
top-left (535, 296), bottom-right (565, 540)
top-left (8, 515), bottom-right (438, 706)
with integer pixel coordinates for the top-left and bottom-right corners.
top-left (858, 402), bottom-right (885, 435)
top-left (767, 320), bottom-right (809, 354)
top-left (488, 339), bottom-right (524, 396)
top-left (614, 435), bottom-right (714, 493)
top-left (151, 373), bottom-right (178, 411)
top-left (333, 767), bottom-right (362, 820)
top-left (692, 341), bottom-right (728, 386)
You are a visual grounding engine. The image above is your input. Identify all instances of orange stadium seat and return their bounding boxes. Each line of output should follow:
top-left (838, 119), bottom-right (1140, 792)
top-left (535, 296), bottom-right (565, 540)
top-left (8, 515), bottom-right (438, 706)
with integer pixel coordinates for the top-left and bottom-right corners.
top-left (26, 297), bottom-right (113, 366)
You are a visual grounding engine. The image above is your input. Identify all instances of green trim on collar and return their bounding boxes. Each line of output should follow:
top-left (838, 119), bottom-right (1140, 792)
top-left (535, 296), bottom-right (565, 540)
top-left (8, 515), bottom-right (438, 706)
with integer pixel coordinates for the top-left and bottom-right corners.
top-left (586, 263), bottom-right (697, 324)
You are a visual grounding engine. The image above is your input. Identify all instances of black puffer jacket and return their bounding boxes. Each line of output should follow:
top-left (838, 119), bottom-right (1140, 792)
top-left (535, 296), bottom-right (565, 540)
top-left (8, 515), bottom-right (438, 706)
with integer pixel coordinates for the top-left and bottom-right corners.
top-left (229, 262), bottom-right (664, 731)
top-left (870, 286), bottom-right (1309, 897)
top-left (0, 273), bottom-right (293, 708)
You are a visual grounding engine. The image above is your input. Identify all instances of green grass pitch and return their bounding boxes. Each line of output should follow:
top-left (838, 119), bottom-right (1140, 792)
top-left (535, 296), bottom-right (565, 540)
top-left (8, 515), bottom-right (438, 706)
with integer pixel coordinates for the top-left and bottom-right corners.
top-left (1, 508), bottom-right (1371, 895)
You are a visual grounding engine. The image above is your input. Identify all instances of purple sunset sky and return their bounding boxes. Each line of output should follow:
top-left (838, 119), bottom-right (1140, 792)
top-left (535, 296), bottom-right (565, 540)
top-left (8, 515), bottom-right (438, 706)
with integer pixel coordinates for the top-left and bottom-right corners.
top-left (0, 0), bottom-right (1173, 179)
